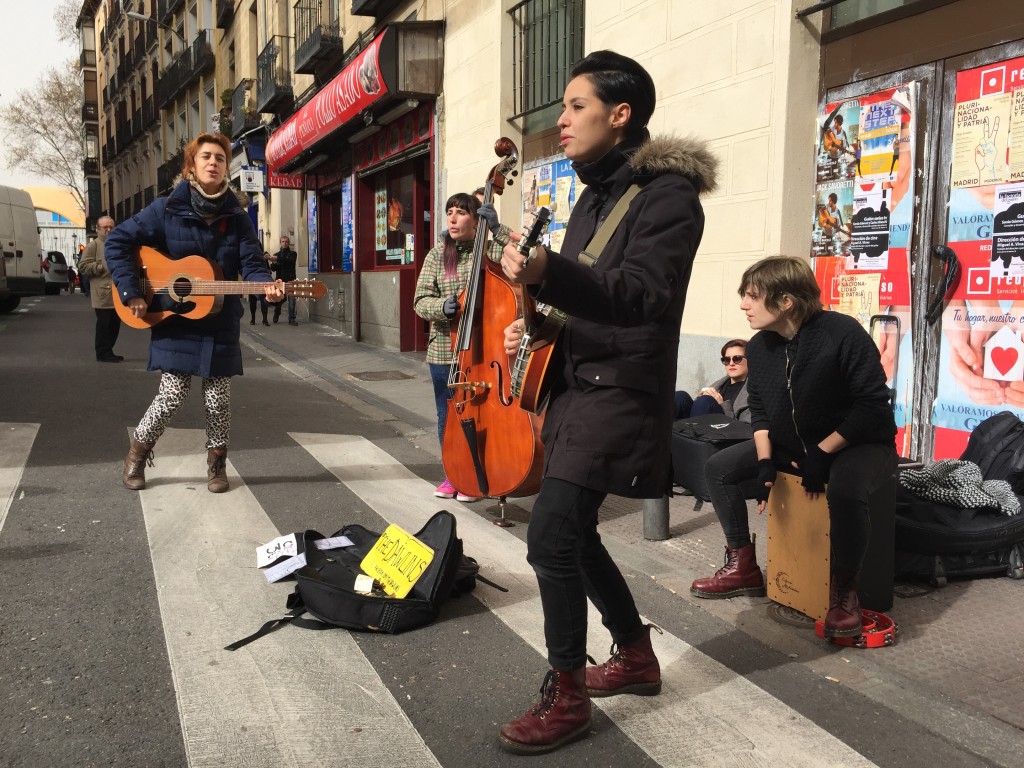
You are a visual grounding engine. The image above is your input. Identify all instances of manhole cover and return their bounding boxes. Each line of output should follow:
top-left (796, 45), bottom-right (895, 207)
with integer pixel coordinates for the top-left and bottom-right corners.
top-left (350, 370), bottom-right (414, 381)
top-left (767, 603), bottom-right (817, 628)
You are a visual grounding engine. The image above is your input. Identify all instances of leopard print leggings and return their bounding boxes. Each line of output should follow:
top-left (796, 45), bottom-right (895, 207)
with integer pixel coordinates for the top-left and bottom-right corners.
top-left (134, 372), bottom-right (231, 449)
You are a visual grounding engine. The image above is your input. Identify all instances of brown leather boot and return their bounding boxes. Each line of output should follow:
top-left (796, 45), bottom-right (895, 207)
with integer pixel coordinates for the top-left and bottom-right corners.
top-left (690, 543), bottom-right (766, 599)
top-left (498, 669), bottom-right (591, 755)
top-left (122, 438), bottom-right (154, 490)
top-left (824, 571), bottom-right (862, 638)
top-left (586, 623), bottom-right (663, 697)
top-left (207, 448), bottom-right (229, 493)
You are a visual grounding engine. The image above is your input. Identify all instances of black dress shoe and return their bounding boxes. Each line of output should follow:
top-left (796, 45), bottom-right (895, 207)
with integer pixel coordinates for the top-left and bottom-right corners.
top-left (263, 319), bottom-right (270, 326)
top-left (250, 319), bottom-right (256, 325)
top-left (272, 315), bottom-right (280, 324)
top-left (97, 355), bottom-right (122, 363)
top-left (111, 354), bottom-right (124, 361)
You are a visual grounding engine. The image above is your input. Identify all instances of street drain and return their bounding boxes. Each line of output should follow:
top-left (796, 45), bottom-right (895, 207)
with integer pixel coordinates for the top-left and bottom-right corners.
top-left (350, 370), bottom-right (414, 381)
top-left (767, 603), bottom-right (817, 628)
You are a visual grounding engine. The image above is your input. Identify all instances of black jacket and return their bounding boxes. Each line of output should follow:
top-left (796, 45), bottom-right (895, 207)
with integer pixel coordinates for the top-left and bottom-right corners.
top-left (272, 248), bottom-right (297, 281)
top-left (745, 310), bottom-right (896, 461)
top-left (534, 132), bottom-right (718, 497)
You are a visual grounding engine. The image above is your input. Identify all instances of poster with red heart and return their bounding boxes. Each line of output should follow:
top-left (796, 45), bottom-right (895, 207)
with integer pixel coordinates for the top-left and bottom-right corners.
top-left (931, 56), bottom-right (1024, 460)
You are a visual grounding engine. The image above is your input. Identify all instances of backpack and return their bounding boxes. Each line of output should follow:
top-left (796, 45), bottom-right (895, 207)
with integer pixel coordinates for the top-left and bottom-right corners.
top-left (894, 412), bottom-right (1024, 586)
top-left (227, 511), bottom-right (473, 650)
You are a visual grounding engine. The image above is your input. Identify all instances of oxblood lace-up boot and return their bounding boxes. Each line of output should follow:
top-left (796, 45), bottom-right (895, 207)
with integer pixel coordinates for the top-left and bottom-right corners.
top-left (498, 669), bottom-right (591, 755)
top-left (207, 448), bottom-right (229, 493)
top-left (690, 543), bottom-right (766, 599)
top-left (585, 623), bottom-right (663, 697)
top-left (122, 438), bottom-right (154, 490)
top-left (824, 570), bottom-right (862, 638)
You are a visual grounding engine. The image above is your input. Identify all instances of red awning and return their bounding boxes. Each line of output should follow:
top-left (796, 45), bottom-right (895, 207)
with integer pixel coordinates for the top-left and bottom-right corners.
top-left (266, 29), bottom-right (389, 171)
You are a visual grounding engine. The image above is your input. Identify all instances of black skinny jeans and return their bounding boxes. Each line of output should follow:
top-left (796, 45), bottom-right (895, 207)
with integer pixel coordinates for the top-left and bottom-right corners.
top-left (526, 477), bottom-right (646, 671)
top-left (704, 440), bottom-right (897, 573)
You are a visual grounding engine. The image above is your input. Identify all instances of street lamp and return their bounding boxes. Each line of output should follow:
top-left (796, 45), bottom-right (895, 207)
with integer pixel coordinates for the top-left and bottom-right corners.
top-left (126, 10), bottom-right (187, 45)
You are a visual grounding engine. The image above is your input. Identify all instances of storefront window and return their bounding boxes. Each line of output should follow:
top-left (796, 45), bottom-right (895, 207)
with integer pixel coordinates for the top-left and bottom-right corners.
top-left (375, 170), bottom-right (415, 267)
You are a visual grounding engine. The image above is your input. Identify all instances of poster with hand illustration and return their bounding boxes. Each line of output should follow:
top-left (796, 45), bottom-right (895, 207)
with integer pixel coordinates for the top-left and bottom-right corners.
top-left (932, 55), bottom-right (1024, 460)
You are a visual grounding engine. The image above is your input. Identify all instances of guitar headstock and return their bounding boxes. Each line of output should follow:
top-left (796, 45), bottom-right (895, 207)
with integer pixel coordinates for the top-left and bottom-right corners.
top-left (517, 207), bottom-right (552, 256)
top-left (286, 280), bottom-right (328, 299)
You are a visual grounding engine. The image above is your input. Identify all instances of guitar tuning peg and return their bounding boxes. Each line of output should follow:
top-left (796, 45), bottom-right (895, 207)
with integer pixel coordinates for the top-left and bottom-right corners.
top-left (511, 170), bottom-right (519, 177)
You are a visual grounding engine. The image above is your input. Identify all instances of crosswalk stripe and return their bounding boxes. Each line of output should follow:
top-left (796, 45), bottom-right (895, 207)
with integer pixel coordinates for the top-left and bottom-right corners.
top-left (293, 432), bottom-right (879, 768)
top-left (139, 428), bottom-right (440, 768)
top-left (0, 423), bottom-right (40, 535)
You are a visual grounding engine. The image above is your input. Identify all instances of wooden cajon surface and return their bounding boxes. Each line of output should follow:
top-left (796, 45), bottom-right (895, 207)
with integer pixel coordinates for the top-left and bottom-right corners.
top-left (766, 472), bottom-right (830, 621)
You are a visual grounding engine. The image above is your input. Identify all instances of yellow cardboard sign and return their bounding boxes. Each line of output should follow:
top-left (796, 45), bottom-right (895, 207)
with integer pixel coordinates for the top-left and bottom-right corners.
top-left (359, 524), bottom-right (435, 598)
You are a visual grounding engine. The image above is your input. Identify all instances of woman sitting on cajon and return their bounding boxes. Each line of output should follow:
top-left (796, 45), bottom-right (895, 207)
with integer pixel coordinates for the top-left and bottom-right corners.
top-left (690, 255), bottom-right (896, 639)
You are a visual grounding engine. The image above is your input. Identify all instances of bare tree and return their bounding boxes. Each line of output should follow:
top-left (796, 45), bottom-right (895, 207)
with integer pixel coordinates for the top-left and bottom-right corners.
top-left (0, 59), bottom-right (85, 211)
top-left (54, 0), bottom-right (81, 45)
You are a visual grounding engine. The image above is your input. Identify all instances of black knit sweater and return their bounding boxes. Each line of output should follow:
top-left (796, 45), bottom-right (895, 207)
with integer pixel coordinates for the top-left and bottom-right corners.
top-left (745, 310), bottom-right (896, 460)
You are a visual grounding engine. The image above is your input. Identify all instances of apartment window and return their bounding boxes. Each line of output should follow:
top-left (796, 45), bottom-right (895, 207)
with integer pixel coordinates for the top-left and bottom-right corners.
top-left (508, 0), bottom-right (584, 132)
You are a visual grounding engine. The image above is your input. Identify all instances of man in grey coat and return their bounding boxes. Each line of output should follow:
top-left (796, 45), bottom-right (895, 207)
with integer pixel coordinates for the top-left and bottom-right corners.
top-left (77, 216), bottom-right (122, 362)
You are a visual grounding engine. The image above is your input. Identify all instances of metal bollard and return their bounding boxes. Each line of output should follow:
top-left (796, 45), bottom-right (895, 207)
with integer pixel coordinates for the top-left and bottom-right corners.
top-left (643, 496), bottom-right (670, 541)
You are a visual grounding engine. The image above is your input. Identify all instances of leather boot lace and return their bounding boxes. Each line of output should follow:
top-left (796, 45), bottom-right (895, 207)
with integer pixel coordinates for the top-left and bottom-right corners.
top-left (128, 448), bottom-right (154, 476)
top-left (531, 671), bottom-right (560, 719)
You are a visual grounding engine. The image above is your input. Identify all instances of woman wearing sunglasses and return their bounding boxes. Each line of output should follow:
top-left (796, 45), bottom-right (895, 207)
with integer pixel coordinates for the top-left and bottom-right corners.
top-left (690, 256), bottom-right (895, 642)
top-left (674, 339), bottom-right (750, 422)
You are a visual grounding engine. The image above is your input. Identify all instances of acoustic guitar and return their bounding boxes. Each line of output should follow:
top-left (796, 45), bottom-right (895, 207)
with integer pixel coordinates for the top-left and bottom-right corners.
top-left (113, 246), bottom-right (326, 329)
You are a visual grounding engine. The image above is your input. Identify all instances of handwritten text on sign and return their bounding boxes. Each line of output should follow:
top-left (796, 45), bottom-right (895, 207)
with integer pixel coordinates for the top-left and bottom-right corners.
top-left (359, 524), bottom-right (434, 598)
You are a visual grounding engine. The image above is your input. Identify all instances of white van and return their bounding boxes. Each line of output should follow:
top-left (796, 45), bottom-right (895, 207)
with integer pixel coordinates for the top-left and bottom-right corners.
top-left (0, 184), bottom-right (44, 313)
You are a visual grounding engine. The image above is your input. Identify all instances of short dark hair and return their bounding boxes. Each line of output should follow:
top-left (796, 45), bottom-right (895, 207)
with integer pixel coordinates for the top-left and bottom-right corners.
top-left (827, 193), bottom-right (838, 204)
top-left (739, 256), bottom-right (822, 326)
top-left (720, 338), bottom-right (747, 357)
top-left (569, 50), bottom-right (655, 140)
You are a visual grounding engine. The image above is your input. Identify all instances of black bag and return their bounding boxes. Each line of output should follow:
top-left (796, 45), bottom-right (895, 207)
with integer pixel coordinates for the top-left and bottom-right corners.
top-left (959, 411), bottom-right (1024, 492)
top-left (671, 415), bottom-right (755, 504)
top-left (227, 511), bottom-right (466, 649)
top-left (895, 412), bottom-right (1024, 586)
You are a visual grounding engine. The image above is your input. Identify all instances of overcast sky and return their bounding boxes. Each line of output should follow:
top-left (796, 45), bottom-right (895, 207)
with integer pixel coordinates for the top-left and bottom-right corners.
top-left (0, 0), bottom-right (79, 190)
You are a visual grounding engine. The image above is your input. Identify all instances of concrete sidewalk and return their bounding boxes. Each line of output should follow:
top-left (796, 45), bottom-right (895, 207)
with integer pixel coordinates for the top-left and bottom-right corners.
top-left (241, 317), bottom-right (1024, 761)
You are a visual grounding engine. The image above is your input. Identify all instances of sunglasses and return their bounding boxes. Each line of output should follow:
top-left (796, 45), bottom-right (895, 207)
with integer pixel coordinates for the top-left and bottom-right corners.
top-left (721, 355), bottom-right (746, 365)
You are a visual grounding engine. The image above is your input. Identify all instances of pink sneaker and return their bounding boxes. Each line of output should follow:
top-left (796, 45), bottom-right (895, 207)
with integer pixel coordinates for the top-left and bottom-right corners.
top-left (434, 479), bottom-right (456, 499)
top-left (456, 492), bottom-right (480, 502)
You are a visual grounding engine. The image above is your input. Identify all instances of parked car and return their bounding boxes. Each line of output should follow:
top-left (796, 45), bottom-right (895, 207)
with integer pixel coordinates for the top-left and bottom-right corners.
top-left (42, 250), bottom-right (70, 294)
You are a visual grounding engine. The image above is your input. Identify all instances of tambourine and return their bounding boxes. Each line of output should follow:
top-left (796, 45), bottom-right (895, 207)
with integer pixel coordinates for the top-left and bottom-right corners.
top-left (814, 610), bottom-right (899, 649)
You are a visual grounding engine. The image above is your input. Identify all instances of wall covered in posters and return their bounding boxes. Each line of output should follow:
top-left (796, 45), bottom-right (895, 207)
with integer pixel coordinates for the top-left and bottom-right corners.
top-left (812, 82), bottom-right (917, 456)
top-left (519, 156), bottom-right (580, 253)
top-left (340, 176), bottom-right (353, 274)
top-left (932, 55), bottom-right (1024, 459)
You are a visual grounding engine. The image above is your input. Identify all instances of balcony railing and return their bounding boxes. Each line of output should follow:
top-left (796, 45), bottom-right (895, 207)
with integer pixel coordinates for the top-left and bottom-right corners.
top-left (131, 108), bottom-right (142, 140)
top-left (509, 0), bottom-right (585, 121)
top-left (157, 30), bottom-right (216, 108)
top-left (157, 147), bottom-right (186, 194)
top-left (80, 48), bottom-right (96, 69)
top-left (157, 0), bottom-right (185, 25)
top-left (216, 0), bottom-right (234, 29)
top-left (230, 78), bottom-right (261, 139)
top-left (82, 101), bottom-right (99, 122)
top-left (256, 36), bottom-right (294, 115)
top-left (143, 96), bottom-right (157, 128)
top-left (83, 158), bottom-right (100, 176)
top-left (294, 1), bottom-right (344, 75)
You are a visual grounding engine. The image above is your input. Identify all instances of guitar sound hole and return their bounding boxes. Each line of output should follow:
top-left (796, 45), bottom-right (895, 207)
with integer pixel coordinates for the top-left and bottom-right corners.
top-left (172, 277), bottom-right (194, 299)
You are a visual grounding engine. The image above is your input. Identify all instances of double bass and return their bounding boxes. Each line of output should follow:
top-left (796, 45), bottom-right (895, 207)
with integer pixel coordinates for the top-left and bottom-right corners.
top-left (441, 138), bottom-right (546, 504)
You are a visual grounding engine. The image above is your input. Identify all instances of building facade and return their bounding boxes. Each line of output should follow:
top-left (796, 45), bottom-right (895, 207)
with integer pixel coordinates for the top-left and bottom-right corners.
top-left (78, 0), bottom-right (1024, 461)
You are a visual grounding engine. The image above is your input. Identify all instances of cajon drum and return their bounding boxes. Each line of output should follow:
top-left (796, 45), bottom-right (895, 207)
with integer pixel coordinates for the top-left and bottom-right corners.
top-left (767, 473), bottom-right (830, 620)
top-left (767, 471), bottom-right (895, 621)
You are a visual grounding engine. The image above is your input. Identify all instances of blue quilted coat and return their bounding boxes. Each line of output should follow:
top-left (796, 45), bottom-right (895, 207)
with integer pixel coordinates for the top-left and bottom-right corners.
top-left (105, 180), bottom-right (273, 377)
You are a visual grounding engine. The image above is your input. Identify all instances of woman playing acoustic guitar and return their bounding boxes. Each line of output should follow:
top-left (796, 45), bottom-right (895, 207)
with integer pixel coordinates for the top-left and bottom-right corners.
top-left (105, 132), bottom-right (283, 494)
top-left (497, 50), bottom-right (718, 755)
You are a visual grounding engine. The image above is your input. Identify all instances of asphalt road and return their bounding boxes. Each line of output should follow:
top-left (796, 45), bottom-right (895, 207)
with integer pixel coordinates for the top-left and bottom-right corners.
top-left (0, 295), bottom-right (1016, 768)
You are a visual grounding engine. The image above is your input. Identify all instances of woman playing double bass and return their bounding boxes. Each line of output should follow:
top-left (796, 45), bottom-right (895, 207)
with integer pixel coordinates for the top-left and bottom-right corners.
top-left (496, 50), bottom-right (718, 754)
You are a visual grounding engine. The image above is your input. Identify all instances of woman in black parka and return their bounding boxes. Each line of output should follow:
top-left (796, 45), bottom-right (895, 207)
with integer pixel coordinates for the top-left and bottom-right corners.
top-left (105, 132), bottom-right (282, 494)
top-left (497, 51), bottom-right (718, 755)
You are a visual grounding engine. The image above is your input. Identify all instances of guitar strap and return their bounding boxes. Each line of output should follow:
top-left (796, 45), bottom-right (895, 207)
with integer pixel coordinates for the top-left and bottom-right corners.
top-left (577, 183), bottom-right (642, 268)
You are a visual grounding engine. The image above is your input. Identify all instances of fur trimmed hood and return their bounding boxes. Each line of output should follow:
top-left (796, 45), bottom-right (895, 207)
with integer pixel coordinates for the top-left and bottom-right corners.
top-left (630, 135), bottom-right (719, 196)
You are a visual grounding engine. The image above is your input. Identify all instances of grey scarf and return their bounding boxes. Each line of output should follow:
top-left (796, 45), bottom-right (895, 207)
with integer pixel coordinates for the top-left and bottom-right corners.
top-left (189, 177), bottom-right (232, 217)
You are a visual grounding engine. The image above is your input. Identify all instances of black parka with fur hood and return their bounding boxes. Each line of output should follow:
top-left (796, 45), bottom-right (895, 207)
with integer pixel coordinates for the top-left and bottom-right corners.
top-left (534, 130), bottom-right (718, 498)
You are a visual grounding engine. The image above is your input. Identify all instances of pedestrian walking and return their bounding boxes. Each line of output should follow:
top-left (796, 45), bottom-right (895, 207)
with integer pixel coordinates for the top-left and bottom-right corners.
top-left (77, 215), bottom-right (123, 363)
top-left (269, 235), bottom-right (298, 325)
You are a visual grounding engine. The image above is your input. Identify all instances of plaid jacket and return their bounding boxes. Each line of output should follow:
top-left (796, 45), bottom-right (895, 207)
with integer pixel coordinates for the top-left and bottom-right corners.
top-left (413, 238), bottom-right (504, 364)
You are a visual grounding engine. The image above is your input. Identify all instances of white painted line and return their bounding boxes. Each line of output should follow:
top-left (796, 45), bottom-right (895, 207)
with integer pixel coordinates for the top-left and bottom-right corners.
top-left (139, 428), bottom-right (440, 768)
top-left (0, 423), bottom-right (40, 535)
top-left (293, 432), bottom-right (878, 768)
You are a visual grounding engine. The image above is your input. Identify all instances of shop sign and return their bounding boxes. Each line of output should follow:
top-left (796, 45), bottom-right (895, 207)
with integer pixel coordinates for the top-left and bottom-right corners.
top-left (240, 166), bottom-right (264, 192)
top-left (266, 28), bottom-right (389, 170)
top-left (352, 103), bottom-right (434, 173)
top-left (268, 170), bottom-right (305, 189)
